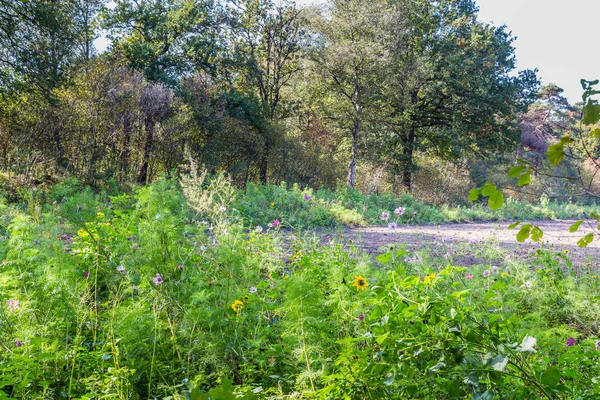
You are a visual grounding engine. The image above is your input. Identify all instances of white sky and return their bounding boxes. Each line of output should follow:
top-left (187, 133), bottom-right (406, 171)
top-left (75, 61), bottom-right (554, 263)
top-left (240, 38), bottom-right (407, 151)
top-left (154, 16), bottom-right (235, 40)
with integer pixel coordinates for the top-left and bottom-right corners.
top-left (97, 0), bottom-right (598, 104)
top-left (476, 0), bottom-right (599, 104)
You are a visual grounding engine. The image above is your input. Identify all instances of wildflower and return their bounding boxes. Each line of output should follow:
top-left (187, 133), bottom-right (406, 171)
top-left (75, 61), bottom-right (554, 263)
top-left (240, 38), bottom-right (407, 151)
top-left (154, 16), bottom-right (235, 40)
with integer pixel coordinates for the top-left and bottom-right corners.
top-left (465, 274), bottom-right (474, 280)
top-left (256, 226), bottom-right (263, 233)
top-left (153, 273), bottom-right (164, 286)
top-left (380, 212), bottom-right (390, 221)
top-left (231, 300), bottom-right (244, 313)
top-left (199, 245), bottom-right (207, 252)
top-left (394, 207), bottom-right (405, 216)
top-left (424, 272), bottom-right (436, 285)
top-left (219, 206), bottom-right (226, 212)
top-left (564, 249), bottom-right (569, 254)
top-left (566, 337), bottom-right (577, 346)
top-left (413, 211), bottom-right (417, 216)
top-left (518, 335), bottom-right (537, 352)
top-left (520, 280), bottom-right (533, 289)
top-left (272, 219), bottom-right (281, 227)
top-left (116, 265), bottom-right (126, 275)
top-left (177, 264), bottom-right (184, 270)
top-left (501, 271), bottom-right (509, 278)
top-left (491, 266), bottom-right (499, 275)
top-left (96, 212), bottom-right (105, 219)
top-left (249, 286), bottom-right (258, 293)
top-left (303, 194), bottom-right (311, 200)
top-left (352, 275), bottom-right (369, 291)
top-left (83, 271), bottom-right (90, 279)
top-left (595, 340), bottom-right (600, 351)
top-left (14, 340), bottom-right (22, 347)
top-left (267, 223), bottom-right (273, 228)
top-left (356, 313), bottom-right (365, 321)
top-left (388, 222), bottom-right (398, 230)
top-left (483, 270), bottom-right (491, 277)
top-left (6, 299), bottom-right (19, 311)
top-left (132, 286), bottom-right (140, 292)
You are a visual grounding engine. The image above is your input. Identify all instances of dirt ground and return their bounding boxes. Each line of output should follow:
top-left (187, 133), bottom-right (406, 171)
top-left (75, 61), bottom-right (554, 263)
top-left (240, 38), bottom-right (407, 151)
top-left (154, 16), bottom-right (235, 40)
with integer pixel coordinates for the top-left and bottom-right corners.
top-left (332, 220), bottom-right (600, 267)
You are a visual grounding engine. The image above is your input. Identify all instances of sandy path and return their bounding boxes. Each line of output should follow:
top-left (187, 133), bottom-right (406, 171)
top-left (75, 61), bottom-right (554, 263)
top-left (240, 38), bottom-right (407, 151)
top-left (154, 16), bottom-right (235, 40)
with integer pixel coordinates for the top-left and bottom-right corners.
top-left (338, 220), bottom-right (600, 267)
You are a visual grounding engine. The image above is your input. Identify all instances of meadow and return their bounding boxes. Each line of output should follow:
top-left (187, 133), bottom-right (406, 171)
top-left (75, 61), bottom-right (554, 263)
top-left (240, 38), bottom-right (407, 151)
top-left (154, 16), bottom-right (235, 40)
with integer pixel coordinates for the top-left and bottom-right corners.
top-left (2, 177), bottom-right (600, 399)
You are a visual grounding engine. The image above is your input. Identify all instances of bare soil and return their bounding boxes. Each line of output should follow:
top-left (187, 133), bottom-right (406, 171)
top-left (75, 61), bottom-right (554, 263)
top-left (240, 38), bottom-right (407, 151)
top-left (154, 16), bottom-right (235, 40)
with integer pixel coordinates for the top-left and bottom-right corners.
top-left (330, 220), bottom-right (600, 267)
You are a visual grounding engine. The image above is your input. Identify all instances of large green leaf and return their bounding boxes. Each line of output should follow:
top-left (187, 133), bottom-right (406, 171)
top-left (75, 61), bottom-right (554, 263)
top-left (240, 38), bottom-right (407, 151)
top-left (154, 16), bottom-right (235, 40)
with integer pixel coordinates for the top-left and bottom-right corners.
top-left (517, 172), bottom-right (531, 187)
top-left (569, 220), bottom-right (583, 233)
top-left (584, 100), bottom-right (600, 125)
top-left (547, 143), bottom-right (565, 166)
top-left (468, 188), bottom-right (480, 201)
top-left (508, 165), bottom-right (526, 178)
top-left (577, 233), bottom-right (594, 248)
top-left (488, 189), bottom-right (504, 210)
top-left (516, 224), bottom-right (532, 242)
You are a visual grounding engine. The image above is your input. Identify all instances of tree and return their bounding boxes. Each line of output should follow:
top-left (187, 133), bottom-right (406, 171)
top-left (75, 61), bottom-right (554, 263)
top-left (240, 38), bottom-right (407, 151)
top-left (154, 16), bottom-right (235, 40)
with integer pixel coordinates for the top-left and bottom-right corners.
top-left (309, 0), bottom-right (402, 188)
top-left (382, 0), bottom-right (538, 191)
top-left (229, 0), bottom-right (305, 184)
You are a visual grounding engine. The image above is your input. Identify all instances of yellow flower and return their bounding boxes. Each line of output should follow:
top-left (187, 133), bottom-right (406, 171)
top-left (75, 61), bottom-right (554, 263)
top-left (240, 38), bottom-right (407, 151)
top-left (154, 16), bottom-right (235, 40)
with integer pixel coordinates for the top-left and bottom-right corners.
top-left (231, 300), bottom-right (244, 313)
top-left (563, 249), bottom-right (569, 254)
top-left (77, 229), bottom-right (89, 238)
top-left (501, 272), bottom-right (509, 278)
top-left (96, 212), bottom-right (105, 219)
top-left (271, 202), bottom-right (275, 207)
top-left (592, 275), bottom-right (597, 279)
top-left (352, 275), bottom-right (368, 291)
top-left (423, 272), bottom-right (436, 285)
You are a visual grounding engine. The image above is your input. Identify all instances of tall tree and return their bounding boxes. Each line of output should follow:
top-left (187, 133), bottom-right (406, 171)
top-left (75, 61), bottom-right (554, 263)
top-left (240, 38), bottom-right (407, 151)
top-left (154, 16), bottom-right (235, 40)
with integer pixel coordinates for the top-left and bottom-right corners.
top-left (309, 0), bottom-right (402, 188)
top-left (231, 0), bottom-right (305, 184)
top-left (382, 0), bottom-right (539, 191)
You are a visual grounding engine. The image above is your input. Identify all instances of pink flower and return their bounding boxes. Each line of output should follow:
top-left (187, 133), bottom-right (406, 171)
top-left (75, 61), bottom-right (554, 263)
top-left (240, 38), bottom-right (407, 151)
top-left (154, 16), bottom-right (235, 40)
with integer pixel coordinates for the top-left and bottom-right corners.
top-left (394, 207), bottom-right (405, 216)
top-left (566, 337), bottom-right (577, 346)
top-left (6, 299), bottom-right (19, 311)
top-left (83, 271), bottom-right (90, 279)
top-left (272, 219), bottom-right (281, 227)
top-left (116, 265), bottom-right (126, 275)
top-left (177, 264), bottom-right (184, 270)
top-left (303, 195), bottom-right (311, 200)
top-left (153, 273), bottom-right (164, 286)
top-left (483, 270), bottom-right (491, 277)
top-left (491, 266), bottom-right (499, 275)
top-left (380, 212), bottom-right (390, 221)
top-left (388, 222), bottom-right (398, 230)
top-left (14, 340), bottom-right (22, 347)
top-left (465, 274), bottom-right (474, 280)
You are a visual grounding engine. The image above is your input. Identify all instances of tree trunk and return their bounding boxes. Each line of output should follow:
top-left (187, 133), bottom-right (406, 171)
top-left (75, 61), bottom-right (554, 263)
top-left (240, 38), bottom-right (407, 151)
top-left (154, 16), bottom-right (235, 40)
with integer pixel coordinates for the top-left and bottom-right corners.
top-left (347, 117), bottom-right (361, 188)
top-left (402, 126), bottom-right (416, 191)
top-left (137, 118), bottom-right (154, 184)
top-left (259, 141), bottom-right (269, 185)
top-left (402, 91), bottom-right (419, 191)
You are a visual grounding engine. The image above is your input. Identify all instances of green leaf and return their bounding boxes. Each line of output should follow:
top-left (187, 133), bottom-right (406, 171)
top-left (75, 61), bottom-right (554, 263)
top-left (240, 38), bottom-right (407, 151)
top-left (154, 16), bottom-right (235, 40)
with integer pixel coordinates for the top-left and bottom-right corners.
top-left (376, 252), bottom-right (391, 263)
top-left (383, 374), bottom-right (395, 386)
top-left (516, 224), bottom-right (532, 242)
top-left (481, 183), bottom-right (496, 197)
top-left (584, 100), bottom-right (600, 125)
top-left (468, 189), bottom-right (480, 201)
top-left (547, 143), bottom-right (565, 166)
top-left (540, 366), bottom-right (561, 389)
top-left (376, 332), bottom-right (390, 344)
top-left (569, 220), bottom-right (583, 233)
top-left (531, 226), bottom-right (543, 242)
top-left (590, 128), bottom-right (600, 138)
top-left (488, 189), bottom-right (504, 210)
top-left (577, 233), bottom-right (594, 248)
top-left (508, 165), bottom-right (526, 178)
top-left (507, 221), bottom-right (521, 229)
top-left (517, 172), bottom-right (531, 187)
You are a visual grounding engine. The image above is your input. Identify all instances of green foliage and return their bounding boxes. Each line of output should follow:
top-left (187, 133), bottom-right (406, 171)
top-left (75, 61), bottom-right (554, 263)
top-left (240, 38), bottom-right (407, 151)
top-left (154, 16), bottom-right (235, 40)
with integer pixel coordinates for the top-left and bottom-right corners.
top-left (2, 179), bottom-right (600, 399)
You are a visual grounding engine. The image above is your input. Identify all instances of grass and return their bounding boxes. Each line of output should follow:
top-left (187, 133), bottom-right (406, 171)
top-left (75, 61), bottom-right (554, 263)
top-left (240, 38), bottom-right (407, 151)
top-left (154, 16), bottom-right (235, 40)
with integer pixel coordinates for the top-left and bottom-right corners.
top-left (1, 178), bottom-right (600, 399)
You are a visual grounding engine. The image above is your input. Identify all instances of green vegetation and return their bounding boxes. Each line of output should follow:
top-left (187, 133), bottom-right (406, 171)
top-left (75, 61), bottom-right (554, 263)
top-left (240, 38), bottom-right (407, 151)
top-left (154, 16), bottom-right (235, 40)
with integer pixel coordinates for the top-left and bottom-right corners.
top-left (1, 178), bottom-right (600, 399)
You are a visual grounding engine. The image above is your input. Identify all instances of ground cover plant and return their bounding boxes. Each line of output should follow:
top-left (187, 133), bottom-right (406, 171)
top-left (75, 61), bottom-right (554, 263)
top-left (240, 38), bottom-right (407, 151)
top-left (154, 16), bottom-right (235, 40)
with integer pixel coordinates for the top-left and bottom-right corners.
top-left (2, 177), bottom-right (600, 399)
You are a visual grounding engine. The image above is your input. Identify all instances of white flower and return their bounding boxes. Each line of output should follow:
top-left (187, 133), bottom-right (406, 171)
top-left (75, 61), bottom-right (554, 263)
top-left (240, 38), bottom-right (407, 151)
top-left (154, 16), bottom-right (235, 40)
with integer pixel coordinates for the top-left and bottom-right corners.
top-left (517, 335), bottom-right (537, 352)
top-left (219, 206), bottom-right (226, 212)
top-left (256, 226), bottom-right (263, 233)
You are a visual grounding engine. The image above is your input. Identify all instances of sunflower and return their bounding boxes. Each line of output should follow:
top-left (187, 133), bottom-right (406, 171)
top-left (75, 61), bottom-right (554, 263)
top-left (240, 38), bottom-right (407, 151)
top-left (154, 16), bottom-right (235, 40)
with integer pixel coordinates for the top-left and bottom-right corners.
top-left (352, 275), bottom-right (368, 291)
top-left (231, 300), bottom-right (244, 313)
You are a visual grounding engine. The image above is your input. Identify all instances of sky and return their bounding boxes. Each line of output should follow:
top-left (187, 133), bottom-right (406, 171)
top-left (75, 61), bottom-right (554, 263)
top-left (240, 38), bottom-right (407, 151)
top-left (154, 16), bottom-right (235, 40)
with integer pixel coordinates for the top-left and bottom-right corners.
top-left (97, 0), bottom-right (598, 104)
top-left (475, 0), bottom-right (599, 104)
